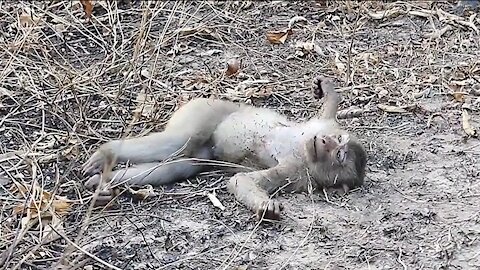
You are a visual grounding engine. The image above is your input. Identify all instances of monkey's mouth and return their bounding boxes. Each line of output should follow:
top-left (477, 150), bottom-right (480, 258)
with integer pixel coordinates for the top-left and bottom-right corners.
top-left (312, 135), bottom-right (318, 161)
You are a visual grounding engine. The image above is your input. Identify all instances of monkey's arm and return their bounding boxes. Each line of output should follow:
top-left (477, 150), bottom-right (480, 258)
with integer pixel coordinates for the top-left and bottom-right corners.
top-left (82, 131), bottom-right (191, 176)
top-left (227, 165), bottom-right (294, 220)
top-left (312, 76), bottom-right (340, 120)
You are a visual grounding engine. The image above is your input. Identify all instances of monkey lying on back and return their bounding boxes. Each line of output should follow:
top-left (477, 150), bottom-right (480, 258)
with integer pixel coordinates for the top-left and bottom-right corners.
top-left (82, 76), bottom-right (367, 220)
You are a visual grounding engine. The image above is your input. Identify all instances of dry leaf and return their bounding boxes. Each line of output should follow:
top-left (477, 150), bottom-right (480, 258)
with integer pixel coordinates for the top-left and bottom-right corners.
top-left (199, 49), bottom-right (223, 56)
top-left (41, 216), bottom-right (64, 243)
top-left (451, 79), bottom-right (472, 86)
top-left (451, 92), bottom-right (467, 102)
top-left (133, 89), bottom-right (155, 119)
top-left (206, 192), bottom-right (225, 210)
top-left (176, 26), bottom-right (217, 39)
top-left (462, 110), bottom-right (477, 136)
top-left (0, 87), bottom-right (13, 99)
top-left (357, 52), bottom-right (379, 69)
top-left (377, 87), bottom-right (389, 99)
top-left (177, 26), bottom-right (199, 35)
top-left (334, 51), bottom-right (346, 74)
top-left (422, 74), bottom-right (439, 84)
top-left (294, 41), bottom-right (315, 51)
top-left (365, 7), bottom-right (403, 20)
top-left (378, 104), bottom-right (407, 113)
top-left (266, 29), bottom-right (291, 44)
top-left (408, 9), bottom-right (434, 18)
top-left (36, 135), bottom-right (57, 150)
top-left (0, 174), bottom-right (10, 186)
top-left (12, 192), bottom-right (71, 217)
top-left (425, 25), bottom-right (452, 39)
top-left (14, 188), bottom-right (70, 244)
top-left (11, 180), bottom-right (72, 245)
top-left (288, 16), bottom-right (307, 29)
top-left (127, 185), bottom-right (158, 200)
top-left (226, 58), bottom-right (241, 76)
top-left (79, 0), bottom-right (94, 19)
top-left (19, 8), bottom-right (40, 28)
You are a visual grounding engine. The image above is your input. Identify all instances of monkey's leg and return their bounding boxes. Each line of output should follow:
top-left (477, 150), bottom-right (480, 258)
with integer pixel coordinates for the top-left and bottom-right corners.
top-left (82, 132), bottom-right (192, 176)
top-left (85, 159), bottom-right (206, 189)
top-left (227, 166), bottom-right (292, 220)
top-left (312, 76), bottom-right (340, 120)
top-left (83, 98), bottom-right (242, 176)
top-left (85, 146), bottom-right (213, 189)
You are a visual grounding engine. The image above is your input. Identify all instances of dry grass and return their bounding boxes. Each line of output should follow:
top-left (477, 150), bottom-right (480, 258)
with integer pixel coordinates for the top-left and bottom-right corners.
top-left (1, 1), bottom-right (480, 269)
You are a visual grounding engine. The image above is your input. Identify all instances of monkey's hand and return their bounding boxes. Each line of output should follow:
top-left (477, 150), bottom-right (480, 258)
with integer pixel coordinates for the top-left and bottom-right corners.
top-left (256, 200), bottom-right (283, 221)
top-left (82, 144), bottom-right (116, 176)
top-left (312, 76), bottom-right (335, 99)
top-left (228, 172), bottom-right (284, 221)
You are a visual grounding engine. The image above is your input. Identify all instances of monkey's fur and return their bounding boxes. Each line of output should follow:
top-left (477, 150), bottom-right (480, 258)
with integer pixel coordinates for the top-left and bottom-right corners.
top-left (82, 76), bottom-right (367, 220)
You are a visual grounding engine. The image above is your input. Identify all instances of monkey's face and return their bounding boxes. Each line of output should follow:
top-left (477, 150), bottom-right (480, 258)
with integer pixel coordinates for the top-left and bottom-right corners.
top-left (304, 133), bottom-right (367, 188)
top-left (305, 133), bottom-right (350, 165)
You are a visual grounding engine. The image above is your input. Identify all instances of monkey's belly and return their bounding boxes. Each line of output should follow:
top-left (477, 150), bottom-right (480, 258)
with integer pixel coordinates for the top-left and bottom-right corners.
top-left (211, 109), bottom-right (288, 167)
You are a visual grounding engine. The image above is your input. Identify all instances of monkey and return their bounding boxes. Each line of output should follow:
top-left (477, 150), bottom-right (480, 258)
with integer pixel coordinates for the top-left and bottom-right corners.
top-left (82, 76), bottom-right (367, 220)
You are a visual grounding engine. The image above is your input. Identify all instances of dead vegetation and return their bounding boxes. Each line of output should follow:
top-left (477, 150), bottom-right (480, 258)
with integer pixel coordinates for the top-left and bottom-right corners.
top-left (1, 1), bottom-right (480, 269)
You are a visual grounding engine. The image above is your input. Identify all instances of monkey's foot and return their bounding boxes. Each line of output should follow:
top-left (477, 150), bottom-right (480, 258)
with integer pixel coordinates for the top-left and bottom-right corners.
top-left (312, 76), bottom-right (335, 99)
top-left (85, 174), bottom-right (103, 190)
top-left (84, 174), bottom-right (119, 207)
top-left (256, 200), bottom-right (283, 221)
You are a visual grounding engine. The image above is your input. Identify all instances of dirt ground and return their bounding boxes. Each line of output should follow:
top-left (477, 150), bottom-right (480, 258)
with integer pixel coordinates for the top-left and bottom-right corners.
top-left (1, 1), bottom-right (480, 269)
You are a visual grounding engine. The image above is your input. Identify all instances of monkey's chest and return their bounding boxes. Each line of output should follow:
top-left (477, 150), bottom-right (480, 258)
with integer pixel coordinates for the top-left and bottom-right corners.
top-left (211, 110), bottom-right (288, 167)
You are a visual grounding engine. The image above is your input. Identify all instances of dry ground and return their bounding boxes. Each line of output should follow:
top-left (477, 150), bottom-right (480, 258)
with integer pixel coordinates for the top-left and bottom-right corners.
top-left (1, 1), bottom-right (480, 269)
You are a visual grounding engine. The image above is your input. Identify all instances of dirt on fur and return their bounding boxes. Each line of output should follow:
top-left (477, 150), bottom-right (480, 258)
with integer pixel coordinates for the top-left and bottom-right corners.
top-left (1, 1), bottom-right (480, 269)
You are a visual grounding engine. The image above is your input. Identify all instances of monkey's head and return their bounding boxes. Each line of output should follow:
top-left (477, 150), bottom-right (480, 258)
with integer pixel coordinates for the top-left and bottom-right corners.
top-left (304, 133), bottom-right (367, 189)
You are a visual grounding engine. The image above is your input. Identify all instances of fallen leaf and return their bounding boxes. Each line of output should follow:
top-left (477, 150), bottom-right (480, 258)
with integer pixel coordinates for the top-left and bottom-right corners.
top-left (206, 192), bottom-right (225, 210)
top-left (0, 174), bottom-right (10, 186)
top-left (294, 41), bottom-right (315, 51)
top-left (458, 13), bottom-right (479, 34)
top-left (226, 58), bottom-right (241, 76)
top-left (462, 110), bottom-right (477, 136)
top-left (0, 87), bottom-right (13, 99)
top-left (425, 25), bottom-right (452, 39)
top-left (19, 8), bottom-right (40, 28)
top-left (364, 7), bottom-right (403, 20)
top-left (176, 26), bottom-right (217, 39)
top-left (11, 180), bottom-right (72, 246)
top-left (357, 52), bottom-right (379, 69)
top-left (127, 185), bottom-right (158, 200)
top-left (36, 135), bottom-right (57, 150)
top-left (198, 49), bottom-right (223, 56)
top-left (177, 26), bottom-right (200, 35)
top-left (422, 74), bottom-right (439, 84)
top-left (407, 10), bottom-right (434, 18)
top-left (451, 92), bottom-right (467, 102)
top-left (266, 29), bottom-right (291, 44)
top-left (377, 87), bottom-right (389, 99)
top-left (451, 79), bottom-right (472, 86)
top-left (79, 0), bottom-right (94, 19)
top-left (334, 51), bottom-right (346, 74)
top-left (132, 89), bottom-right (155, 119)
top-left (288, 16), bottom-right (307, 29)
top-left (378, 104), bottom-right (407, 113)
top-left (41, 216), bottom-right (64, 243)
